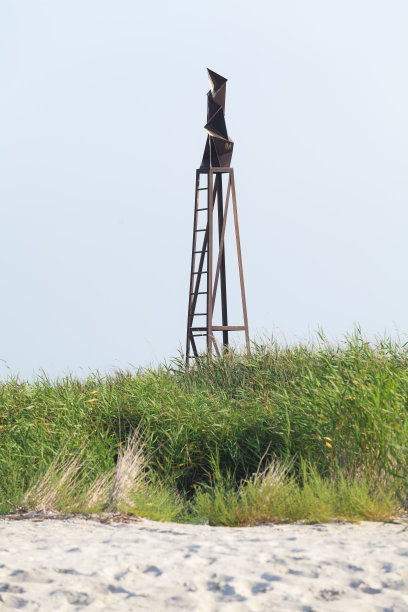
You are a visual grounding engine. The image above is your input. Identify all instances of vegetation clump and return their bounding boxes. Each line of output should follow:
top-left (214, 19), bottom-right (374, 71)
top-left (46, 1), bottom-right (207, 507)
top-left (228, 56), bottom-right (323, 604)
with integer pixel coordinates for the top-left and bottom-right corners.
top-left (1, 331), bottom-right (407, 525)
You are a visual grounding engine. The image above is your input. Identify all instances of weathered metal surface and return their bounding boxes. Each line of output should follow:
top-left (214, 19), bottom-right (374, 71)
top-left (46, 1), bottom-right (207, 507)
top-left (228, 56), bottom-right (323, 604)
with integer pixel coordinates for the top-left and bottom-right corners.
top-left (186, 70), bottom-right (249, 365)
top-left (201, 69), bottom-right (234, 170)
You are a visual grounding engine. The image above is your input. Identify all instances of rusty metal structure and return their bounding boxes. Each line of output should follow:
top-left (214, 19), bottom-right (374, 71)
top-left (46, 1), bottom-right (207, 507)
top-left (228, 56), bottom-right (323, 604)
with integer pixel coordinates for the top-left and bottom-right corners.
top-left (186, 69), bottom-right (249, 364)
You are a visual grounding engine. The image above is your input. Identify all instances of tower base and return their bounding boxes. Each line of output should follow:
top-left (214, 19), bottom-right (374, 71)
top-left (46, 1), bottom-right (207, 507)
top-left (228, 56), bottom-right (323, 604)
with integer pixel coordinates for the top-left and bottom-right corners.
top-left (186, 167), bottom-right (249, 365)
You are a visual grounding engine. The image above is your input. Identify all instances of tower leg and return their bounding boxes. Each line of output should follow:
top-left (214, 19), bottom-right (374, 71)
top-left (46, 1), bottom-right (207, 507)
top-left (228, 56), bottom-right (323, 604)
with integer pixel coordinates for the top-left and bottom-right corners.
top-left (207, 170), bottom-right (214, 355)
top-left (185, 170), bottom-right (200, 366)
top-left (231, 170), bottom-right (250, 352)
top-left (216, 175), bottom-right (229, 348)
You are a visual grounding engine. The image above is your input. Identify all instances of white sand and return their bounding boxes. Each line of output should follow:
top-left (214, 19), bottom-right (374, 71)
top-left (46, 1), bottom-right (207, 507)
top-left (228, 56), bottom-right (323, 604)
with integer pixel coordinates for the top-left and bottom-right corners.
top-left (1, 518), bottom-right (407, 611)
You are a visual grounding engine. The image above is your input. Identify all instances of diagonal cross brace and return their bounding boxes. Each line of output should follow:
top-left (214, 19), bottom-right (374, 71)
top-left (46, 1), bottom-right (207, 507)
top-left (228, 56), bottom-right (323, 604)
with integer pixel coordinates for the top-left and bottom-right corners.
top-left (212, 175), bottom-right (231, 312)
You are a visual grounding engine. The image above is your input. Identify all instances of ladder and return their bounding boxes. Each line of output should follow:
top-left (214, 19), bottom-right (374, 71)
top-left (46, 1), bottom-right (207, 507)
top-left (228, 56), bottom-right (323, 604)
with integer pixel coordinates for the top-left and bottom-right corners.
top-left (186, 170), bottom-right (211, 361)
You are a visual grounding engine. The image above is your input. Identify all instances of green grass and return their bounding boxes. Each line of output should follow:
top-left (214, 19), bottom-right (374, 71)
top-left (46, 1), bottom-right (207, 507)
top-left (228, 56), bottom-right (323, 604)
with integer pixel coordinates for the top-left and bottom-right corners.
top-left (186, 462), bottom-right (399, 526)
top-left (1, 330), bottom-right (407, 524)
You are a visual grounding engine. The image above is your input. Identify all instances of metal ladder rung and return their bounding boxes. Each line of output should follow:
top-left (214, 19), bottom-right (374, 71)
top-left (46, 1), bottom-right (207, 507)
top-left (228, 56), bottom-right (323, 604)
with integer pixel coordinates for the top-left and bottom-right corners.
top-left (193, 250), bottom-right (208, 254)
top-left (192, 333), bottom-right (207, 337)
top-left (198, 187), bottom-right (208, 191)
top-left (197, 207), bottom-right (208, 211)
top-left (194, 229), bottom-right (206, 233)
top-left (193, 271), bottom-right (207, 275)
top-left (193, 313), bottom-right (206, 316)
top-left (190, 291), bottom-right (207, 295)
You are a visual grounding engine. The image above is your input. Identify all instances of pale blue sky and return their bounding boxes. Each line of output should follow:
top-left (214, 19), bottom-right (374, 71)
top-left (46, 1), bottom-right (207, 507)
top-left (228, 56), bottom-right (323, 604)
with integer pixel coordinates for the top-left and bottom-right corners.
top-left (1, 1), bottom-right (407, 379)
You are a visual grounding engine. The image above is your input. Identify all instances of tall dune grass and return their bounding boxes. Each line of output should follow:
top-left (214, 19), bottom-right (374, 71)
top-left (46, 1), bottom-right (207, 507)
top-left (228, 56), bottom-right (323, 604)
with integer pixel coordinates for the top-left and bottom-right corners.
top-left (1, 331), bottom-right (407, 524)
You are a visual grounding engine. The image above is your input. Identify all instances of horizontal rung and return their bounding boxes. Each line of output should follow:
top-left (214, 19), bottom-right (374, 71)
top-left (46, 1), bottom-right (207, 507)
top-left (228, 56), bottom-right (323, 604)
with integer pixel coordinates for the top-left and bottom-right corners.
top-left (197, 207), bottom-right (208, 211)
top-left (193, 271), bottom-right (207, 275)
top-left (198, 187), bottom-right (208, 191)
top-left (190, 291), bottom-right (207, 295)
top-left (195, 229), bottom-right (206, 233)
top-left (192, 333), bottom-right (207, 337)
top-left (193, 313), bottom-right (206, 316)
top-left (191, 326), bottom-right (246, 332)
top-left (212, 326), bottom-right (246, 331)
top-left (193, 250), bottom-right (208, 254)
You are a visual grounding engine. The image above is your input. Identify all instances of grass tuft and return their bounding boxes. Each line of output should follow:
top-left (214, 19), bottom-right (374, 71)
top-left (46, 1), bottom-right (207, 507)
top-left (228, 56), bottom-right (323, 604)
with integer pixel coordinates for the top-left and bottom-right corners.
top-left (186, 459), bottom-right (400, 526)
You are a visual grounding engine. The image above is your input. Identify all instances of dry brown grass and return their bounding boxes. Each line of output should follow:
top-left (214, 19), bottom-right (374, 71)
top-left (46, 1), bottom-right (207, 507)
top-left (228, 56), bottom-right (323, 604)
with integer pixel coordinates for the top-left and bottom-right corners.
top-left (23, 430), bottom-right (148, 514)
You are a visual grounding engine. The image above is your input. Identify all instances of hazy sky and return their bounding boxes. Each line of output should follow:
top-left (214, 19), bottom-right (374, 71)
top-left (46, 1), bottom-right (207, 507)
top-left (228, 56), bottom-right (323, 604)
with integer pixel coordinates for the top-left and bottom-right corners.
top-left (1, 1), bottom-right (407, 379)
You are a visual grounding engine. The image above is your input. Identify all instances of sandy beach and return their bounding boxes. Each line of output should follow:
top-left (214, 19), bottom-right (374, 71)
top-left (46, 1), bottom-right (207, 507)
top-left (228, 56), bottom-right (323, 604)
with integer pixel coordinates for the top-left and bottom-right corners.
top-left (0, 518), bottom-right (407, 610)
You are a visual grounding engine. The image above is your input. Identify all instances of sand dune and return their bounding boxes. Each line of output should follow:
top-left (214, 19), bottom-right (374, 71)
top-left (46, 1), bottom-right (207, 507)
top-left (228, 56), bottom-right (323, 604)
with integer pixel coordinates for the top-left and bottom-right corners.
top-left (1, 518), bottom-right (407, 610)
